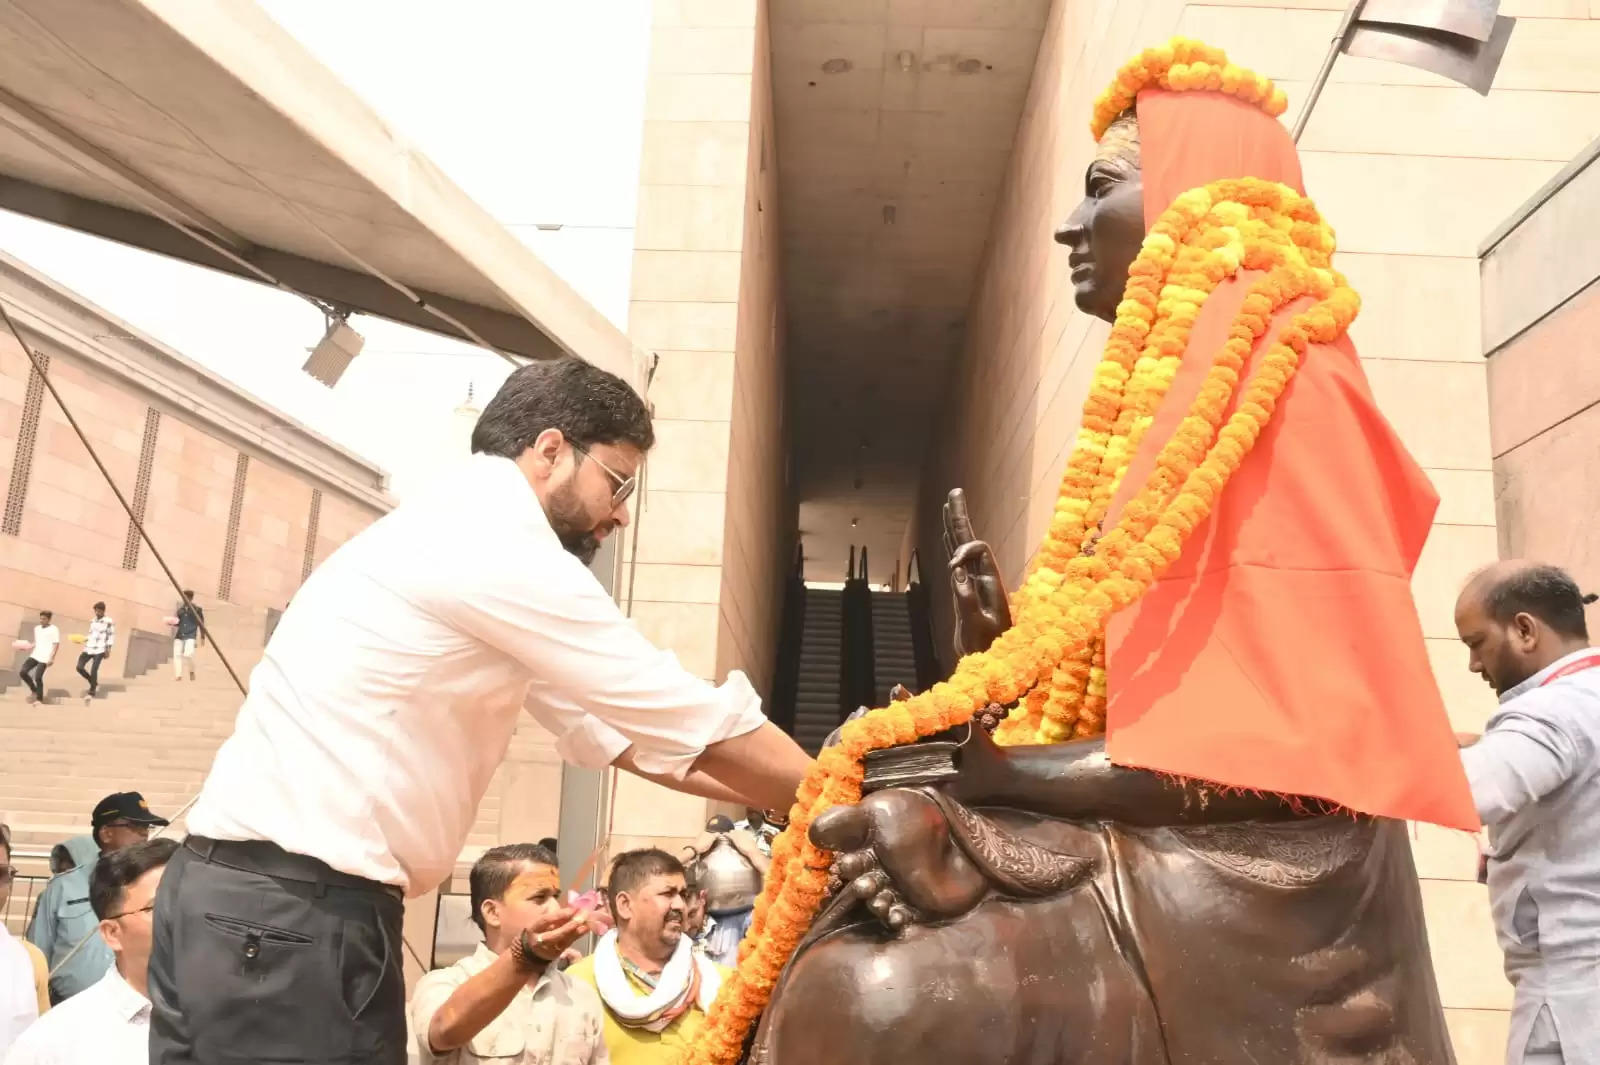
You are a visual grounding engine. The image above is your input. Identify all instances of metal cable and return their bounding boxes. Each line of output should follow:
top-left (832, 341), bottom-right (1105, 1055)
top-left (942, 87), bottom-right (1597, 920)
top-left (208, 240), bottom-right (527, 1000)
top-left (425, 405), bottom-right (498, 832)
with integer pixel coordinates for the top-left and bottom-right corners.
top-left (0, 297), bottom-right (434, 977)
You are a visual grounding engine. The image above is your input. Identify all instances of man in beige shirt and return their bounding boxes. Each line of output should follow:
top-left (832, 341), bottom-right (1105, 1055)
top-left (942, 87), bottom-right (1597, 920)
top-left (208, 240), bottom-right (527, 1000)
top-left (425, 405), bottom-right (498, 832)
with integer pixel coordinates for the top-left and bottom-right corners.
top-left (410, 844), bottom-right (606, 1065)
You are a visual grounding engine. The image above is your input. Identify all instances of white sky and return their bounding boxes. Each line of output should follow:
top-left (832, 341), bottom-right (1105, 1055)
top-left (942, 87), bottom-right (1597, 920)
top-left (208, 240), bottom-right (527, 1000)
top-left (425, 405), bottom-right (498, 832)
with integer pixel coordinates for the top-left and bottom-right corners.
top-left (0, 0), bottom-right (653, 498)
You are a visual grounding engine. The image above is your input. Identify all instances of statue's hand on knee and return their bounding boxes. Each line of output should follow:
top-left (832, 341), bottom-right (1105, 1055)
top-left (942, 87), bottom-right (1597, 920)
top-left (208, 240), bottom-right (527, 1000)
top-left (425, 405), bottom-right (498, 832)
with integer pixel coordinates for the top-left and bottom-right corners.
top-left (811, 788), bottom-right (989, 932)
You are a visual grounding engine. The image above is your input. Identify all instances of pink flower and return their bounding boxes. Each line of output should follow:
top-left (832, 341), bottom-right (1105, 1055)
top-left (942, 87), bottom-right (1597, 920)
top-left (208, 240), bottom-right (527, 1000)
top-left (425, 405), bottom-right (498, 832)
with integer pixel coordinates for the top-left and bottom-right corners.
top-left (567, 890), bottom-right (613, 933)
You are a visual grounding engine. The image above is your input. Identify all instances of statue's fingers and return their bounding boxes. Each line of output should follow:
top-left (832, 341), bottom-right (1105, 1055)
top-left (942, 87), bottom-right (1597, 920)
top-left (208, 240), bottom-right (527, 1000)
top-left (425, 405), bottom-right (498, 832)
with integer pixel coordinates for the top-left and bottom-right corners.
top-left (941, 499), bottom-right (956, 560)
top-left (885, 903), bottom-right (913, 931)
top-left (834, 851), bottom-right (871, 881)
top-left (947, 489), bottom-right (977, 545)
top-left (948, 540), bottom-right (994, 575)
top-left (889, 684), bottom-right (911, 702)
top-left (851, 871), bottom-right (888, 901)
top-left (867, 891), bottom-right (895, 921)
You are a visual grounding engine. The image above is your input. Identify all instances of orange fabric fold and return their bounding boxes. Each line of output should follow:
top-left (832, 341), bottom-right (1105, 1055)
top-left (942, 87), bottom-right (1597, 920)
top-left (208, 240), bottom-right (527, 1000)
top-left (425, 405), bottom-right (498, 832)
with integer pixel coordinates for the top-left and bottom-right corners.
top-left (1101, 89), bottom-right (1478, 831)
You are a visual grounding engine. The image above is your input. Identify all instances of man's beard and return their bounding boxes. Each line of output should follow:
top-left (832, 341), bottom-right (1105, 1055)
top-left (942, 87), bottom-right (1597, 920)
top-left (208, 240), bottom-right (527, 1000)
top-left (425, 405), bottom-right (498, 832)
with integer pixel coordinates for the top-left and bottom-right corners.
top-left (547, 481), bottom-right (603, 565)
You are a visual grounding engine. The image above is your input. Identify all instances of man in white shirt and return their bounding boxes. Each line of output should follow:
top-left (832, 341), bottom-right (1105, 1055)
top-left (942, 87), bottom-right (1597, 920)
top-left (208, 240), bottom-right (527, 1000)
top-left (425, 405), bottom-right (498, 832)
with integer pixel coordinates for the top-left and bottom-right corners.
top-left (18, 611), bottom-right (58, 705)
top-left (411, 843), bottom-right (607, 1065)
top-left (5, 837), bottom-right (176, 1065)
top-left (76, 602), bottom-right (114, 702)
top-left (1456, 561), bottom-right (1600, 1065)
top-left (148, 358), bottom-right (810, 1065)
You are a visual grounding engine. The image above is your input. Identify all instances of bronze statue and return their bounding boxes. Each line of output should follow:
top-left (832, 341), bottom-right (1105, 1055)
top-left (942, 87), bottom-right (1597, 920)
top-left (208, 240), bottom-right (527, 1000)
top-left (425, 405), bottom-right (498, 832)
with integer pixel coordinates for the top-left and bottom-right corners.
top-left (745, 46), bottom-right (1468, 1065)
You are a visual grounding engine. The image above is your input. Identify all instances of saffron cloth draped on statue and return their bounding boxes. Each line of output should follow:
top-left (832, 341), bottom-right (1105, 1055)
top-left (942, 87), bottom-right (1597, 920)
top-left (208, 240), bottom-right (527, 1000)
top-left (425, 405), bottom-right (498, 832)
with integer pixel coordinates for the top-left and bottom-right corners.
top-left (1102, 88), bottom-right (1477, 831)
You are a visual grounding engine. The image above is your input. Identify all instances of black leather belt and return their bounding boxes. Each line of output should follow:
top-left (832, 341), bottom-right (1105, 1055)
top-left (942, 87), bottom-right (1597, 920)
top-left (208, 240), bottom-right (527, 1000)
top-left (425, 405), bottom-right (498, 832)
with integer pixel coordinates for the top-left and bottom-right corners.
top-left (185, 835), bottom-right (402, 902)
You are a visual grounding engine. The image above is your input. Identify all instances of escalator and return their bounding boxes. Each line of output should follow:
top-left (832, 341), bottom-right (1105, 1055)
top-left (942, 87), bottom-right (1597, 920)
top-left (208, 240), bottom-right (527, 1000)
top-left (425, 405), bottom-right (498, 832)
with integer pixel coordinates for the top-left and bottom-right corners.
top-left (790, 588), bottom-right (844, 755)
top-left (771, 544), bottom-right (941, 755)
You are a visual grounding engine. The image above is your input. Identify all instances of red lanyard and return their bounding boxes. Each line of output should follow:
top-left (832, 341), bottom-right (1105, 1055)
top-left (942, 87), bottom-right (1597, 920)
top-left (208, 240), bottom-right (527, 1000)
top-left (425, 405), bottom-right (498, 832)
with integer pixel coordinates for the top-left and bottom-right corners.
top-left (1537, 651), bottom-right (1600, 687)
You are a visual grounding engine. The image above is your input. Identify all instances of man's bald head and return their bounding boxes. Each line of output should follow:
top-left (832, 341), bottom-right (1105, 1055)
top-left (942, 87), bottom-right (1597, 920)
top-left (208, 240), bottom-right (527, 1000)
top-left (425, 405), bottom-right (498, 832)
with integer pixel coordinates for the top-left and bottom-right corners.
top-left (1461, 561), bottom-right (1593, 640)
top-left (1455, 560), bottom-right (1594, 695)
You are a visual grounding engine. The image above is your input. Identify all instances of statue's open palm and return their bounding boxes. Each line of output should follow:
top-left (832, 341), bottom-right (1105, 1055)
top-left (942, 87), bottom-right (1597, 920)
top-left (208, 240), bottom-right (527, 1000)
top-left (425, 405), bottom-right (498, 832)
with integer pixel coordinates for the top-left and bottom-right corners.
top-left (944, 489), bottom-right (1011, 656)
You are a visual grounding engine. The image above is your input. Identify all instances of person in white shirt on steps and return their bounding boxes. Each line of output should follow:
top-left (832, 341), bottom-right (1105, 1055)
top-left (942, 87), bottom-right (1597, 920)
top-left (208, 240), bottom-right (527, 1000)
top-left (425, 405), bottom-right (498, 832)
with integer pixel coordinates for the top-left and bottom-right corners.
top-left (18, 611), bottom-right (58, 705)
top-left (149, 358), bottom-right (810, 1065)
top-left (4, 837), bottom-right (176, 1065)
top-left (77, 602), bottom-right (114, 702)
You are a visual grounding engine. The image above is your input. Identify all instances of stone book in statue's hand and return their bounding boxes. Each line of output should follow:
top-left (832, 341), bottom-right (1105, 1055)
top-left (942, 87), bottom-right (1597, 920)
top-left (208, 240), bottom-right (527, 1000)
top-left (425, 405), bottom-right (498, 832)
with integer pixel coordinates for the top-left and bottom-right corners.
top-left (863, 740), bottom-right (961, 792)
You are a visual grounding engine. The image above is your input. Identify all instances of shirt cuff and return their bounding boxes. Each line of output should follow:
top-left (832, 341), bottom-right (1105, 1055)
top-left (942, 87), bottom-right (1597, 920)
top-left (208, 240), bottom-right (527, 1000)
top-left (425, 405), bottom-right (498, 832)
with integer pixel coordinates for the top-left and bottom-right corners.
top-left (627, 670), bottom-right (768, 779)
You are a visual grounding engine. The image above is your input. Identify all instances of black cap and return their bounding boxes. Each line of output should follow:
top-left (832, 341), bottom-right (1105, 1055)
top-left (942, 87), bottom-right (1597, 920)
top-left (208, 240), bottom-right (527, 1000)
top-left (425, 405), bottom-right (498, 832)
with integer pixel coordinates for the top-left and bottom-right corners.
top-left (91, 792), bottom-right (169, 830)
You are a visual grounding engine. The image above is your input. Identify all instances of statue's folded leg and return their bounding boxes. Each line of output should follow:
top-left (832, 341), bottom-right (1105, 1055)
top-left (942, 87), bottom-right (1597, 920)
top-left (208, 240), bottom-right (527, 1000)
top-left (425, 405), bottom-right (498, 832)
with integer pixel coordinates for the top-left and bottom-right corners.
top-left (750, 794), bottom-right (1165, 1065)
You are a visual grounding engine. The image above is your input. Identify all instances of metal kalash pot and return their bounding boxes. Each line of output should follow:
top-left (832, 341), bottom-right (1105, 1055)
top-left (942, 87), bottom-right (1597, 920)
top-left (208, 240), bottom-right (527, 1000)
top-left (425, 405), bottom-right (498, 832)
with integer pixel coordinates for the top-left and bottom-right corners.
top-left (695, 834), bottom-right (763, 915)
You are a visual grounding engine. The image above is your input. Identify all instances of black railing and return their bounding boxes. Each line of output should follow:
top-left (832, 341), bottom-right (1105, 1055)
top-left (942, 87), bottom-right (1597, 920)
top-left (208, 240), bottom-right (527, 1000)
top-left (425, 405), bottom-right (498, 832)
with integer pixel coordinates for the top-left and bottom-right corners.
top-left (768, 543), bottom-right (806, 737)
top-left (840, 546), bottom-right (875, 715)
top-left (904, 549), bottom-right (942, 690)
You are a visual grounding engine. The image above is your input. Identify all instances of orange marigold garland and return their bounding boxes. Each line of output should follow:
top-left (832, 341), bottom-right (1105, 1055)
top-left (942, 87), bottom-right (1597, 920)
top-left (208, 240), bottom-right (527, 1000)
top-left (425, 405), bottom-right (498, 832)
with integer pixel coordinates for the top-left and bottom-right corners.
top-left (678, 41), bottom-right (1359, 1065)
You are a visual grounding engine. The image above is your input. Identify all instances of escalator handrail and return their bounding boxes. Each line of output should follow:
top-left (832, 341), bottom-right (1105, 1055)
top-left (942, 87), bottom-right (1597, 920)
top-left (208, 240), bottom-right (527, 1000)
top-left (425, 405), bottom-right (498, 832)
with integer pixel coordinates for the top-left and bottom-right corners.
top-left (906, 549), bottom-right (923, 587)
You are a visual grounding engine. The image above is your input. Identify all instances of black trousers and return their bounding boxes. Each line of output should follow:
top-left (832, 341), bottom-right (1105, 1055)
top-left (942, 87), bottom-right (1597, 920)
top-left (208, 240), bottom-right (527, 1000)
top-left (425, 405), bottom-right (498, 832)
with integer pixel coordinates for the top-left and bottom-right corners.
top-left (149, 837), bottom-right (407, 1065)
top-left (75, 652), bottom-right (105, 694)
top-left (18, 657), bottom-right (47, 699)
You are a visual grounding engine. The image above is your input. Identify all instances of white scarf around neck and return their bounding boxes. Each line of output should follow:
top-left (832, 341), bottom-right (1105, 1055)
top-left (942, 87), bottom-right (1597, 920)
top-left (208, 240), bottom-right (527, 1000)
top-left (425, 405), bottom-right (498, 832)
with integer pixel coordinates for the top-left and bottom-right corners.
top-left (591, 928), bottom-right (720, 1024)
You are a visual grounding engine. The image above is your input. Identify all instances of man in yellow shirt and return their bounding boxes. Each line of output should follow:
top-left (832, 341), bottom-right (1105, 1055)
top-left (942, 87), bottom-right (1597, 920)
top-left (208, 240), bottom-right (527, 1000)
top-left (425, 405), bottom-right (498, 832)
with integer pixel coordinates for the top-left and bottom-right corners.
top-left (567, 850), bottom-right (729, 1065)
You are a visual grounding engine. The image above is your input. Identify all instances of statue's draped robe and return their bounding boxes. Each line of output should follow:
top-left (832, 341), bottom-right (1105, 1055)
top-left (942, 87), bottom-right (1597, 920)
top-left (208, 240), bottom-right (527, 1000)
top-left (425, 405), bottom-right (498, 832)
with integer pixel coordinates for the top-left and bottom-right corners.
top-left (1103, 89), bottom-right (1477, 833)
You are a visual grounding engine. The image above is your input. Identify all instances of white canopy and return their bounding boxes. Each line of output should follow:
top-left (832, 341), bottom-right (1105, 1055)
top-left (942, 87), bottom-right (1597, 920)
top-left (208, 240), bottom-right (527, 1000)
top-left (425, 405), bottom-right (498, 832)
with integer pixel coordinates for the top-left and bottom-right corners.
top-left (0, 0), bottom-right (643, 383)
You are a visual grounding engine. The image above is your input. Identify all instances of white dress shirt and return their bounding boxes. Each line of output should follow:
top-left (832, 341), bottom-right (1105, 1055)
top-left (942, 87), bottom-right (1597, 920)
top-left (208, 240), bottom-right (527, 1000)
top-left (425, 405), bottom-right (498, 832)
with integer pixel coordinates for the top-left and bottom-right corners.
top-left (2, 966), bottom-right (149, 1065)
top-left (410, 943), bottom-right (608, 1065)
top-left (188, 453), bottom-right (767, 895)
top-left (83, 617), bottom-right (115, 657)
top-left (29, 625), bottom-right (58, 665)
top-left (1460, 648), bottom-right (1600, 1065)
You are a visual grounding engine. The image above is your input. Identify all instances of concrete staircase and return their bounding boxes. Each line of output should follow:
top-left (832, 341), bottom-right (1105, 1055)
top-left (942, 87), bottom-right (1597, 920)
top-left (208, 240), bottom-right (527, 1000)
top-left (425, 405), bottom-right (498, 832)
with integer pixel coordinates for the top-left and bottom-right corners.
top-left (0, 601), bottom-right (506, 933)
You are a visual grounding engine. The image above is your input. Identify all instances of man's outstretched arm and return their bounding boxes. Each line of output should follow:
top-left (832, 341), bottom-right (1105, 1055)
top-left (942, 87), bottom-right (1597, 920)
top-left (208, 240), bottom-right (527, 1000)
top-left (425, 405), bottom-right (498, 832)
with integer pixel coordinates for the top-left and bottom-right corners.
top-left (614, 725), bottom-right (809, 811)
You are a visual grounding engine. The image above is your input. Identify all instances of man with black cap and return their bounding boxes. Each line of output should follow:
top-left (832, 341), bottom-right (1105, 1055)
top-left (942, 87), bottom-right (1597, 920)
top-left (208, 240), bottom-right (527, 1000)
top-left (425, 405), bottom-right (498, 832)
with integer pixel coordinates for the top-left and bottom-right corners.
top-left (25, 792), bottom-right (167, 1004)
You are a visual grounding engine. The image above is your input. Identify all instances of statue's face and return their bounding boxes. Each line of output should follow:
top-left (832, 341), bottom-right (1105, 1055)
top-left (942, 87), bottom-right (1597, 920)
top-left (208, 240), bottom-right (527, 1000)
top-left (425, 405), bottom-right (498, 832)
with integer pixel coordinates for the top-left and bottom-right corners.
top-left (1055, 114), bottom-right (1144, 324)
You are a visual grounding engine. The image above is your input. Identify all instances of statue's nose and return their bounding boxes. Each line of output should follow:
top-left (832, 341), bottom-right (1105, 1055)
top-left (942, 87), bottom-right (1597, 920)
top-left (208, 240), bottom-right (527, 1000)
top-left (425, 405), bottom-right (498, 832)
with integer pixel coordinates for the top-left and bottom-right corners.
top-left (810, 803), bottom-right (870, 853)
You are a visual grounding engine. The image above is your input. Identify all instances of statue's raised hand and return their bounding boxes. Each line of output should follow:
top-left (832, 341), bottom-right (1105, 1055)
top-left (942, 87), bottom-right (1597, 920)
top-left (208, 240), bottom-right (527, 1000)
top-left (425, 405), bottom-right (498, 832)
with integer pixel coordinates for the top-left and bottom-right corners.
top-left (944, 489), bottom-right (1011, 657)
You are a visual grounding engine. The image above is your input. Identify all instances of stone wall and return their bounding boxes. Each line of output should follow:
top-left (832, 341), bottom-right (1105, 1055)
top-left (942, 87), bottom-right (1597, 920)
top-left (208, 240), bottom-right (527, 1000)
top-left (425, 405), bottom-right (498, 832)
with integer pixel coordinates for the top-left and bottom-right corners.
top-left (0, 254), bottom-right (391, 691)
top-left (1482, 136), bottom-right (1600, 624)
top-left (908, 2), bottom-right (1600, 1057)
top-left (605, 0), bottom-right (794, 858)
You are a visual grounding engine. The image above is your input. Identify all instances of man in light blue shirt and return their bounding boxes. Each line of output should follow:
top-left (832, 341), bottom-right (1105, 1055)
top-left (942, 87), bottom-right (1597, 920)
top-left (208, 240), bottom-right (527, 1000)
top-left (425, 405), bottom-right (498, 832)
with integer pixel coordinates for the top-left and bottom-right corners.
top-left (1456, 561), bottom-right (1600, 1065)
top-left (26, 793), bottom-right (168, 1003)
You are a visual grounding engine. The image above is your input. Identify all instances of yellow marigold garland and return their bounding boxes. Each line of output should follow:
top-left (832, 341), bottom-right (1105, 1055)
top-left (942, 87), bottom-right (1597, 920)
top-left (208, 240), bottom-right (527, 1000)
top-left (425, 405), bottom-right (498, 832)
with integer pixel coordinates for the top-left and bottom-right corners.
top-left (678, 41), bottom-right (1357, 1065)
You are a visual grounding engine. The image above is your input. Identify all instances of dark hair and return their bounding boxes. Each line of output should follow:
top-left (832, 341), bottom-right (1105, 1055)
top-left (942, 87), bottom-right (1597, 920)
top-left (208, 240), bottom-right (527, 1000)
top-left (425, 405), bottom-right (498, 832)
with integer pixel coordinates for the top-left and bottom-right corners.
top-left (606, 848), bottom-right (684, 921)
top-left (469, 843), bottom-right (558, 934)
top-left (93, 601), bottom-right (106, 611)
top-left (181, 590), bottom-right (194, 600)
top-left (89, 837), bottom-right (177, 919)
top-left (471, 359), bottom-right (653, 460)
top-left (1484, 564), bottom-right (1594, 640)
top-left (39, 611), bottom-right (51, 620)
top-left (705, 815), bottom-right (735, 833)
top-left (537, 837), bottom-right (558, 852)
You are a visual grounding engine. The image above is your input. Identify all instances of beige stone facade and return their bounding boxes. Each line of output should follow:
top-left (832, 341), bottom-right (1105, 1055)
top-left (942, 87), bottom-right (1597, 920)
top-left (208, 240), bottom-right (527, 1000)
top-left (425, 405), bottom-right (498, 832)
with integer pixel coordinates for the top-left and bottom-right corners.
top-left (606, 0), bottom-right (796, 857)
top-left (0, 252), bottom-right (390, 689)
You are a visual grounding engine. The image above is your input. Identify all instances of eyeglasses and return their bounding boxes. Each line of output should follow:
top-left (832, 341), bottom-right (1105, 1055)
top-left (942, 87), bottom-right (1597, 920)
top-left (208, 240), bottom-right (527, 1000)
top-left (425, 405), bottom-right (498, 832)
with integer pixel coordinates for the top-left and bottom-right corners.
top-left (0, 866), bottom-right (15, 884)
top-left (102, 821), bottom-right (151, 836)
top-left (571, 444), bottom-right (637, 510)
top-left (106, 901), bottom-right (155, 921)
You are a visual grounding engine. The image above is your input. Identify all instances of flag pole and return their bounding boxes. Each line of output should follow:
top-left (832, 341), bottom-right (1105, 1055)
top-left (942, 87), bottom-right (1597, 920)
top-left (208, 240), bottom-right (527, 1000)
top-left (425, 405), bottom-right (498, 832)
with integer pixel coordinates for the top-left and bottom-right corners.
top-left (1292, 0), bottom-right (1369, 142)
